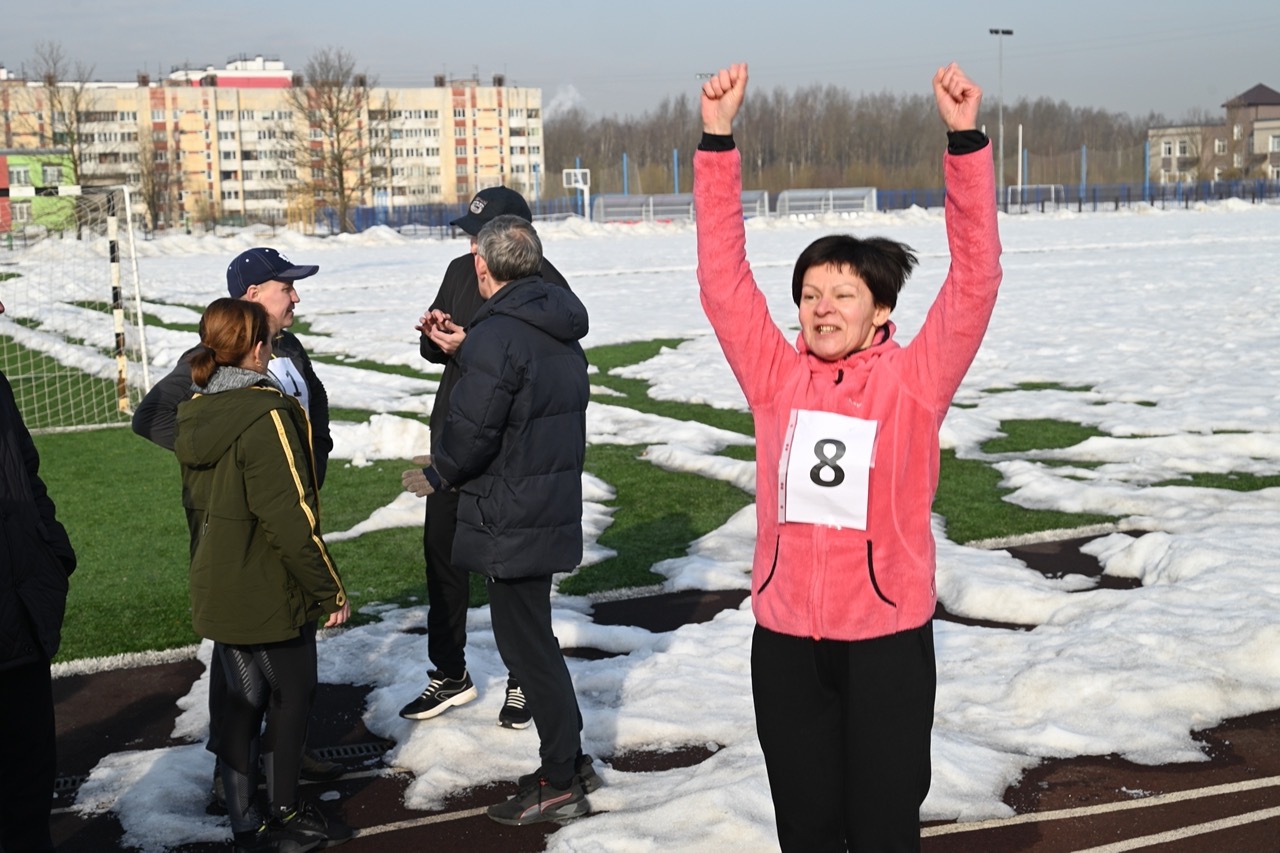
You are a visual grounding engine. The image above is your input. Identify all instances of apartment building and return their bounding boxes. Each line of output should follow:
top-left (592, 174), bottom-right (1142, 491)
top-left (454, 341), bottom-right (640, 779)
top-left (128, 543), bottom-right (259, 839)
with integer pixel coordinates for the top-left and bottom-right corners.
top-left (0, 56), bottom-right (545, 229)
top-left (1149, 83), bottom-right (1280, 183)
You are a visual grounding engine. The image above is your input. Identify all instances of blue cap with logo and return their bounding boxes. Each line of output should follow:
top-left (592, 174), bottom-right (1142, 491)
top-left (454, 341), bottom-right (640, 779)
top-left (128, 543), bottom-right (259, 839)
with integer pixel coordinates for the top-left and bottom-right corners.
top-left (227, 247), bottom-right (319, 298)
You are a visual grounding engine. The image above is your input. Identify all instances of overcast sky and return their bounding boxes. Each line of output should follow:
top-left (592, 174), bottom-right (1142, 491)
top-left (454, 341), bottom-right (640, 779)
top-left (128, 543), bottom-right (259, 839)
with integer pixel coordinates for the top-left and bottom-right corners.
top-left (3, 1), bottom-right (1278, 121)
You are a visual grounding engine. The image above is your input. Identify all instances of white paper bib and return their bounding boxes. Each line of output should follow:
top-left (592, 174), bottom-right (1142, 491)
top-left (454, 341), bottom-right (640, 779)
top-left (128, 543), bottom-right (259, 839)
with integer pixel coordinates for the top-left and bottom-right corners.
top-left (779, 409), bottom-right (878, 529)
top-left (269, 357), bottom-right (311, 419)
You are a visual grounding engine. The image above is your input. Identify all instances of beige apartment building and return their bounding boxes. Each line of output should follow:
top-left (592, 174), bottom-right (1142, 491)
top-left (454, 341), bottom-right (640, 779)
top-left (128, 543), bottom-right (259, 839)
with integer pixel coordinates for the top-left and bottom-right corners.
top-left (1148, 83), bottom-right (1280, 183)
top-left (0, 56), bottom-right (545, 230)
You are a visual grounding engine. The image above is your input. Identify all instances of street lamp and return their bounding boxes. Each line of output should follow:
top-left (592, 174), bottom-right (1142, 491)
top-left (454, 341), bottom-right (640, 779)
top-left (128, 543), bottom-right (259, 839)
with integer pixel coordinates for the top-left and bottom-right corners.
top-left (989, 28), bottom-right (1013, 205)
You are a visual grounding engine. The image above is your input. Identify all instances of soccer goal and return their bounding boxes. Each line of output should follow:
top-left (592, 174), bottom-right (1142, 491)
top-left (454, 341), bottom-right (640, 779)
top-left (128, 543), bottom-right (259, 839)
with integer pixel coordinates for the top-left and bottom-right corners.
top-left (1006, 184), bottom-right (1067, 211)
top-left (0, 186), bottom-right (150, 433)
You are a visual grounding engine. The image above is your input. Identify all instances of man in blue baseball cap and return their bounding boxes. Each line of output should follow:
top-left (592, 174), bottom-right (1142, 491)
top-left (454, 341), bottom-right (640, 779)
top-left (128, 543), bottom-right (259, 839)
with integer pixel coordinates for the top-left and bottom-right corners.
top-left (132, 246), bottom-right (340, 807)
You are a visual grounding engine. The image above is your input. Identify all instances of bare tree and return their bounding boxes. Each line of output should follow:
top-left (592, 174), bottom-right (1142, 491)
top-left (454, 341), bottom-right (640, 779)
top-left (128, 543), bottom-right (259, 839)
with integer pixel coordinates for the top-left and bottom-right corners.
top-left (280, 47), bottom-right (373, 233)
top-left (136, 132), bottom-right (178, 230)
top-left (22, 41), bottom-right (96, 186)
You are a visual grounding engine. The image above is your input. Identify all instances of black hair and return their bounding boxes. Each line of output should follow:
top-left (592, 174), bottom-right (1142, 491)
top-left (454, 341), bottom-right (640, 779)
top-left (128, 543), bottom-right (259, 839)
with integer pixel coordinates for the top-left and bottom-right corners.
top-left (791, 235), bottom-right (919, 310)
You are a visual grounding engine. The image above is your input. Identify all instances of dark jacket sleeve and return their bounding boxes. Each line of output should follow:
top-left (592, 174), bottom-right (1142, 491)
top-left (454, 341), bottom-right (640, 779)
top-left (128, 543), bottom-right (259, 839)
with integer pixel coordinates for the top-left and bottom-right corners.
top-left (240, 406), bottom-right (345, 615)
top-left (1, 371), bottom-right (75, 667)
top-left (419, 254), bottom-right (474, 365)
top-left (431, 324), bottom-right (517, 488)
top-left (131, 349), bottom-right (197, 451)
top-left (298, 347), bottom-right (332, 489)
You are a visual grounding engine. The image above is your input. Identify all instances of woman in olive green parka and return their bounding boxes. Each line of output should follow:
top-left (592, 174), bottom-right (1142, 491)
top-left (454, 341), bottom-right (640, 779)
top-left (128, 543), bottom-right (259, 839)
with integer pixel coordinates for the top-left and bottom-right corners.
top-left (175, 298), bottom-right (351, 851)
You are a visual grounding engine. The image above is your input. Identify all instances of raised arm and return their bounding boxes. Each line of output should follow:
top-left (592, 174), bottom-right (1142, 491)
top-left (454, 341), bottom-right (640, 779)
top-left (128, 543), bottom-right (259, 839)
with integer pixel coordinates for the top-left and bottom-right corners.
top-left (695, 61), bottom-right (800, 408)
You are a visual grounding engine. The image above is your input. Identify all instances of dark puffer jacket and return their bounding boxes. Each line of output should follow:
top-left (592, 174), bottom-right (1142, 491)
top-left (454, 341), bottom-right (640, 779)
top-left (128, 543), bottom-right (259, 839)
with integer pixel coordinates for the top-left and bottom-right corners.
top-left (0, 371), bottom-right (76, 670)
top-left (419, 253), bottom-right (569, 453)
top-left (431, 276), bottom-right (590, 579)
top-left (175, 368), bottom-right (345, 645)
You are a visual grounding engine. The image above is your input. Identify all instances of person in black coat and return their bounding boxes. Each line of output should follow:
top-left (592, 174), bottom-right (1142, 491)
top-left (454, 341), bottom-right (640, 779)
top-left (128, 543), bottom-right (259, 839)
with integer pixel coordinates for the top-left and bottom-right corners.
top-left (402, 214), bottom-right (595, 825)
top-left (0, 298), bottom-right (77, 852)
top-left (401, 187), bottom-right (569, 729)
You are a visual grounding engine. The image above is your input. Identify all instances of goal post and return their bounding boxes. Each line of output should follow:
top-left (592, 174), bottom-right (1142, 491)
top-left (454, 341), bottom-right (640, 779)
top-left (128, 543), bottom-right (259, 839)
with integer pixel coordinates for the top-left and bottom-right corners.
top-left (0, 185), bottom-right (150, 433)
top-left (563, 168), bottom-right (591, 222)
top-left (1006, 184), bottom-right (1067, 210)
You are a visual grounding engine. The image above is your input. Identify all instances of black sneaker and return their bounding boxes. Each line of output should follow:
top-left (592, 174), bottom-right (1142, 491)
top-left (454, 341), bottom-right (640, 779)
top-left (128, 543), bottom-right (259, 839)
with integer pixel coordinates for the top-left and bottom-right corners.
top-left (398, 670), bottom-right (478, 720)
top-left (486, 776), bottom-right (590, 826)
top-left (497, 681), bottom-right (532, 729)
top-left (234, 820), bottom-right (322, 853)
top-left (299, 749), bottom-right (344, 782)
top-left (517, 754), bottom-right (602, 794)
top-left (271, 800), bottom-right (352, 849)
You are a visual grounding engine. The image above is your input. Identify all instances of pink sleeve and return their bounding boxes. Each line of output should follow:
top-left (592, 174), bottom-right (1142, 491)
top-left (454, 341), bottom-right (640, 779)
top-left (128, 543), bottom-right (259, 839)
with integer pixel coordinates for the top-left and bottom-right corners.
top-left (895, 147), bottom-right (1003, 415)
top-left (694, 148), bottom-right (798, 406)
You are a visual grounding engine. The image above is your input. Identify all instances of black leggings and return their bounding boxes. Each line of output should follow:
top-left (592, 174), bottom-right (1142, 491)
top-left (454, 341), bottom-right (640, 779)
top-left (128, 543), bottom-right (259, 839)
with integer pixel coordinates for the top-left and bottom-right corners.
top-left (215, 624), bottom-right (317, 832)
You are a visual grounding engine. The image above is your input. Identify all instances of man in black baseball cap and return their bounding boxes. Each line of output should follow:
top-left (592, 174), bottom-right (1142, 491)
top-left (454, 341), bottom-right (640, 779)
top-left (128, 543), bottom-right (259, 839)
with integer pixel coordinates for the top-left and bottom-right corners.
top-left (449, 186), bottom-right (533, 236)
top-left (401, 189), bottom-right (570, 731)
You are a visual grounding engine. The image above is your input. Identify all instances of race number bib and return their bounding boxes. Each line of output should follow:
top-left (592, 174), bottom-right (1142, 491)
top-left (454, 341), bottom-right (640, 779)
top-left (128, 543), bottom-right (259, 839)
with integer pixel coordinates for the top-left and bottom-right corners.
top-left (778, 409), bottom-right (878, 529)
top-left (269, 357), bottom-right (311, 419)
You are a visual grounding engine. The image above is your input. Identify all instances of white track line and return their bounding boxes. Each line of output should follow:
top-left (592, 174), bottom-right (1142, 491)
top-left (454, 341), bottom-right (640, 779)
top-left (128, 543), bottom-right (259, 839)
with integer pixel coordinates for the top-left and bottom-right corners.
top-left (921, 775), bottom-right (1280, 836)
top-left (1074, 806), bottom-right (1280, 852)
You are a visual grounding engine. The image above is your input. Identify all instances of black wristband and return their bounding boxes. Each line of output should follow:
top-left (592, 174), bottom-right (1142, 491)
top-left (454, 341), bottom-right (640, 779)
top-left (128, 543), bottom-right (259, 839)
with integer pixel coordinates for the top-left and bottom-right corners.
top-left (947, 130), bottom-right (989, 155)
top-left (423, 466), bottom-right (445, 492)
top-left (698, 132), bottom-right (736, 152)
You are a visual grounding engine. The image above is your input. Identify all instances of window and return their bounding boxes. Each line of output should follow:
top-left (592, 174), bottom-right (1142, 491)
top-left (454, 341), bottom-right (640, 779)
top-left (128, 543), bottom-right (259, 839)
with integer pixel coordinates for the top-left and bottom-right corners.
top-left (454, 126), bottom-right (467, 137)
top-left (453, 108), bottom-right (466, 119)
top-left (1233, 124), bottom-right (1243, 140)
top-left (1215, 139), bottom-right (1227, 155)
top-left (1176, 140), bottom-right (1188, 157)
top-left (220, 170), bottom-right (238, 181)
top-left (219, 131), bottom-right (236, 141)
top-left (1233, 153), bottom-right (1243, 167)
top-left (221, 150), bottom-right (238, 161)
top-left (42, 165), bottom-right (62, 185)
top-left (425, 147), bottom-right (439, 157)
top-left (11, 202), bottom-right (32, 223)
top-left (153, 131), bottom-right (168, 142)
top-left (240, 110), bottom-right (254, 121)
top-left (154, 151), bottom-right (167, 162)
top-left (8, 167), bottom-right (31, 185)
top-left (425, 110), bottom-right (439, 119)
top-left (1270, 135), bottom-right (1280, 153)
top-left (456, 164), bottom-right (468, 175)
top-left (455, 146), bottom-right (467, 157)
top-left (221, 190), bottom-right (240, 200)
top-left (152, 109), bottom-right (165, 122)
top-left (1160, 140), bottom-right (1172, 157)
top-left (217, 110), bottom-right (235, 121)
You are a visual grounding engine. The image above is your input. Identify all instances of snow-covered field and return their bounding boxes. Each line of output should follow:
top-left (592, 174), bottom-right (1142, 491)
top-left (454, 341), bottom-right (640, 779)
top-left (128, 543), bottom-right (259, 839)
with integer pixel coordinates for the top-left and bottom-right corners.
top-left (16, 197), bottom-right (1280, 851)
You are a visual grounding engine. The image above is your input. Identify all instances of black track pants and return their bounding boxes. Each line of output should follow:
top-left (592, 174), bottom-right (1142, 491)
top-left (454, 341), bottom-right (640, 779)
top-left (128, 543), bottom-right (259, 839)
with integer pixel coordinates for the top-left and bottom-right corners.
top-left (0, 661), bottom-right (56, 851)
top-left (486, 575), bottom-right (582, 786)
top-left (423, 489), bottom-right (469, 678)
top-left (751, 622), bottom-right (936, 853)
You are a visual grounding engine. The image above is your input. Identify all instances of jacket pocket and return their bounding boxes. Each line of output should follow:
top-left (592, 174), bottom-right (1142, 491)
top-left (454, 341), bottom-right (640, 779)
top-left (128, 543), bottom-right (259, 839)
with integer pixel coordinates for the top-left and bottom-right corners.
top-left (756, 537), bottom-right (780, 595)
top-left (866, 540), bottom-right (896, 607)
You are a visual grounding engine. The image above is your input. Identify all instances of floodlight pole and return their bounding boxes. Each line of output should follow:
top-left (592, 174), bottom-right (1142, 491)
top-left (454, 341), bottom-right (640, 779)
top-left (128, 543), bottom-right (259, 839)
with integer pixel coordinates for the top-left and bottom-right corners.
top-left (989, 28), bottom-right (1013, 206)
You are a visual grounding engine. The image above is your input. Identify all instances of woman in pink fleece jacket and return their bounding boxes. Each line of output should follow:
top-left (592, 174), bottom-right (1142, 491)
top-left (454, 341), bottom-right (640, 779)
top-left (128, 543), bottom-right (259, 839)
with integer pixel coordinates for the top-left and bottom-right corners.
top-left (696, 63), bottom-right (1001, 851)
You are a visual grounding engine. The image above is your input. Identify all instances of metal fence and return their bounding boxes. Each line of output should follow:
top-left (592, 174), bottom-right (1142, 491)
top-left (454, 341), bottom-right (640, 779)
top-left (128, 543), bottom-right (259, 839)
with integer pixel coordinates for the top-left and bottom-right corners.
top-left (315, 177), bottom-right (1280, 234)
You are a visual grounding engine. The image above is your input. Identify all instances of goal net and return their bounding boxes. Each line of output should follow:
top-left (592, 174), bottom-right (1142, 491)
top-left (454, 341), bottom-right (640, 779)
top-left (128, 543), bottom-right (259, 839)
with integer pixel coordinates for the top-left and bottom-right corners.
top-left (0, 186), bottom-right (150, 433)
top-left (1006, 184), bottom-right (1067, 210)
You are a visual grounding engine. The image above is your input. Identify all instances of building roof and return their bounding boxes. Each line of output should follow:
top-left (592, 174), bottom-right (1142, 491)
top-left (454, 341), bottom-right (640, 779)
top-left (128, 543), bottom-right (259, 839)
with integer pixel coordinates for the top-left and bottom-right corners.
top-left (1223, 84), bottom-right (1280, 108)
